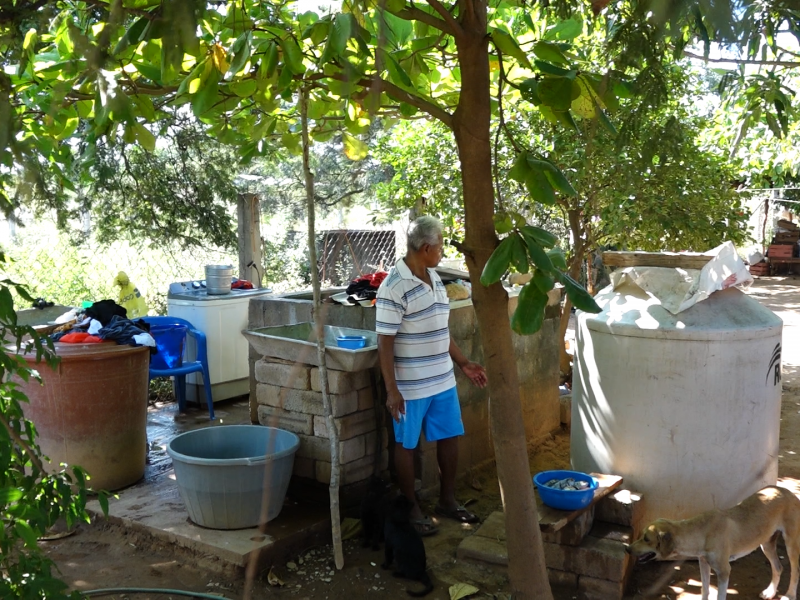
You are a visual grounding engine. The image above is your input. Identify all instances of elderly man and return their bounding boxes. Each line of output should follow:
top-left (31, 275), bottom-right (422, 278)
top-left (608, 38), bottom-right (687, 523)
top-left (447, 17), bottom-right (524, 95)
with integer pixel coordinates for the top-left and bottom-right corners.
top-left (376, 216), bottom-right (487, 536)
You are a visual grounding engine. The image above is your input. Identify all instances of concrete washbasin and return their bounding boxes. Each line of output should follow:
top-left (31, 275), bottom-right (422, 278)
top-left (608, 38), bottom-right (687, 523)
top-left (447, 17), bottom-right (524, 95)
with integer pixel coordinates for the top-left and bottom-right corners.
top-left (243, 322), bottom-right (377, 372)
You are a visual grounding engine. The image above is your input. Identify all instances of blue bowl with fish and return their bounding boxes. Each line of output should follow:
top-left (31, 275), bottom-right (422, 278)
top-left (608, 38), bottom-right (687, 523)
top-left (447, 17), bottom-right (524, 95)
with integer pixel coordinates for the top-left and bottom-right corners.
top-left (533, 469), bottom-right (598, 511)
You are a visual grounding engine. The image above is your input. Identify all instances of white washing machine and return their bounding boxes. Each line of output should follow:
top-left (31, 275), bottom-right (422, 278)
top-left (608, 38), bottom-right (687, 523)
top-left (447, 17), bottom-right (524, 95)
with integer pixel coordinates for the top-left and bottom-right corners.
top-left (167, 281), bottom-right (272, 403)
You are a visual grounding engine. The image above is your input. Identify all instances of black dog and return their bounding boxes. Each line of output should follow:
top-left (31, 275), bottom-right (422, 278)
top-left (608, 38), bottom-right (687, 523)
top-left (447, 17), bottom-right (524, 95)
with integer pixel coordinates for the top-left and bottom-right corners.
top-left (382, 494), bottom-right (434, 597)
top-left (361, 476), bottom-right (392, 550)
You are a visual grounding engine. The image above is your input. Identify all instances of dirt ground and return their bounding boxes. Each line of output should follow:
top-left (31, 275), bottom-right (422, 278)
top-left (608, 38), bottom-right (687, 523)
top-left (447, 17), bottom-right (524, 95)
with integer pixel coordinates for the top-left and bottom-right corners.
top-left (42, 275), bottom-right (800, 600)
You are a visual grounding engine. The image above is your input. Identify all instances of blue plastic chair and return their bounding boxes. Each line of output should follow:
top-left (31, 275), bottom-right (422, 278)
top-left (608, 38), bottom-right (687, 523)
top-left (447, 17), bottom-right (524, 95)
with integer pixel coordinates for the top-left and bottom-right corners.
top-left (142, 316), bottom-right (214, 420)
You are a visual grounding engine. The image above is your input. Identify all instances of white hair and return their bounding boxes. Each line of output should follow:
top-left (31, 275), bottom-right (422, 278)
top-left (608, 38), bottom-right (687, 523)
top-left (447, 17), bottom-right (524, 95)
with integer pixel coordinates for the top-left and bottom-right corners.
top-left (407, 216), bottom-right (443, 251)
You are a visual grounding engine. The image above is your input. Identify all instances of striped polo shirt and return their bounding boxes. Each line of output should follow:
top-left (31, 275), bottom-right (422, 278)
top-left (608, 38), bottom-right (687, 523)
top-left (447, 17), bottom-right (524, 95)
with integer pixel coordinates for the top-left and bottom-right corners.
top-left (375, 259), bottom-right (455, 400)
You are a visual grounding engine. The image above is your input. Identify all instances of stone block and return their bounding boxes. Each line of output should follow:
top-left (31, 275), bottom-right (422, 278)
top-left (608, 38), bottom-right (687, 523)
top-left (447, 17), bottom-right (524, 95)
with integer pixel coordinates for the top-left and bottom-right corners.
top-left (595, 489), bottom-right (645, 535)
top-left (541, 506), bottom-right (594, 546)
top-left (456, 533), bottom-right (508, 566)
top-left (358, 386), bottom-right (376, 411)
top-left (292, 455), bottom-right (315, 479)
top-left (315, 449), bottom-right (389, 485)
top-left (364, 428), bottom-right (388, 456)
top-left (544, 536), bottom-right (631, 582)
top-left (256, 405), bottom-right (313, 435)
top-left (589, 521), bottom-right (634, 546)
top-left (313, 409), bottom-right (378, 440)
top-left (256, 383), bottom-right (358, 417)
top-left (473, 511), bottom-right (506, 542)
top-left (310, 367), bottom-right (371, 394)
top-left (296, 434), bottom-right (365, 464)
top-left (254, 358), bottom-right (310, 390)
top-left (548, 568), bottom-right (578, 590)
top-left (578, 575), bottom-right (627, 600)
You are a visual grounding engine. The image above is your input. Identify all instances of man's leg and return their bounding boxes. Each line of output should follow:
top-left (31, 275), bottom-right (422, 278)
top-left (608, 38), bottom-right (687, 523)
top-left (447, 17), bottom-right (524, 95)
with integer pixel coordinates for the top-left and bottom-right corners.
top-left (436, 436), bottom-right (459, 511)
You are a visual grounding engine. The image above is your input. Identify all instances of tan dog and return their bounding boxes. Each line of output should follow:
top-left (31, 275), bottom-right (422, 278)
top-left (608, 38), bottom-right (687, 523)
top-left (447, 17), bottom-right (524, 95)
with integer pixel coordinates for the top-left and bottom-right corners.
top-left (627, 486), bottom-right (800, 600)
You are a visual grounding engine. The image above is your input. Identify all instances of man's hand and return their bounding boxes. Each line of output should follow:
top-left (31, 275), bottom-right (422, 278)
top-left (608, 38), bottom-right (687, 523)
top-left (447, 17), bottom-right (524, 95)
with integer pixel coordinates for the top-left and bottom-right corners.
top-left (461, 362), bottom-right (488, 388)
top-left (386, 388), bottom-right (406, 422)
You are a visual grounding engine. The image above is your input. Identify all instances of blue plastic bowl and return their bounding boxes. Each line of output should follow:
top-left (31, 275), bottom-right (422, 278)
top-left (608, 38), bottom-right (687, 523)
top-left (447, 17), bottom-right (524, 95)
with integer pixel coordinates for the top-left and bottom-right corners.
top-left (336, 335), bottom-right (367, 349)
top-left (533, 469), bottom-right (598, 511)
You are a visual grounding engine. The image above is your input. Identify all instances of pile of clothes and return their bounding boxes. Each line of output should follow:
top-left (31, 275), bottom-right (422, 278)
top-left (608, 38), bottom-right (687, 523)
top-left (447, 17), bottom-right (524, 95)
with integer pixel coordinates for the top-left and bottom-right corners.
top-left (345, 272), bottom-right (388, 304)
top-left (51, 299), bottom-right (156, 350)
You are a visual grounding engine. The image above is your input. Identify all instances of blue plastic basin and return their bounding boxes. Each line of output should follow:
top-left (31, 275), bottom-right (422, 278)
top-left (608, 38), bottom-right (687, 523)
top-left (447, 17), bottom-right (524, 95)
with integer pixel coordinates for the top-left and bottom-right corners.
top-left (336, 335), bottom-right (366, 349)
top-left (167, 425), bottom-right (300, 529)
top-left (533, 469), bottom-right (598, 511)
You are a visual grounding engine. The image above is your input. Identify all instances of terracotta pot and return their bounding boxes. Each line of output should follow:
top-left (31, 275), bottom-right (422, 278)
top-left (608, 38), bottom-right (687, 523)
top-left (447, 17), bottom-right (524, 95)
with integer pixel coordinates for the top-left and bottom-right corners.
top-left (18, 341), bottom-right (150, 491)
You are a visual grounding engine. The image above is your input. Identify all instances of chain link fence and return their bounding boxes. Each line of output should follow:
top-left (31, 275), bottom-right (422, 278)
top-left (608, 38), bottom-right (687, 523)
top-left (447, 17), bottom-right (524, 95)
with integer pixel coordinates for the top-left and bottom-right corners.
top-left (2, 214), bottom-right (405, 314)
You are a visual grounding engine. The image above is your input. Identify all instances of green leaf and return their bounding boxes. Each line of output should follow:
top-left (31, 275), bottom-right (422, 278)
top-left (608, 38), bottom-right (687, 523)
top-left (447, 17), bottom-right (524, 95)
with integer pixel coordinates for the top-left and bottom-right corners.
top-left (229, 33), bottom-right (252, 75)
top-left (279, 37), bottom-right (305, 75)
top-left (15, 521), bottom-right (38, 549)
top-left (528, 157), bottom-right (577, 196)
top-left (532, 41), bottom-right (568, 65)
top-left (493, 212), bottom-right (514, 234)
top-left (343, 132), bottom-right (368, 160)
top-left (511, 282), bottom-right (548, 335)
top-left (510, 233), bottom-right (529, 274)
top-left (596, 106), bottom-right (617, 135)
top-left (491, 29), bottom-right (532, 69)
top-left (519, 78), bottom-right (541, 105)
top-left (533, 269), bottom-right (555, 293)
top-left (520, 225), bottom-right (558, 248)
top-left (0, 487), bottom-right (23, 504)
top-left (135, 123), bottom-right (156, 151)
top-left (381, 50), bottom-right (413, 89)
top-left (112, 16), bottom-right (149, 54)
top-left (191, 69), bottom-right (221, 117)
top-left (524, 166), bottom-right (556, 205)
top-left (538, 78), bottom-right (575, 111)
top-left (561, 273), bottom-right (601, 313)
top-left (98, 491), bottom-right (109, 516)
top-left (544, 18), bottom-right (583, 41)
top-left (231, 79), bottom-right (257, 97)
top-left (133, 62), bottom-right (163, 84)
top-left (480, 236), bottom-right (514, 286)
top-left (509, 151), bottom-right (531, 182)
top-left (534, 61), bottom-right (576, 77)
top-left (520, 230), bottom-right (554, 271)
top-left (547, 247), bottom-right (567, 270)
top-left (331, 13), bottom-right (352, 56)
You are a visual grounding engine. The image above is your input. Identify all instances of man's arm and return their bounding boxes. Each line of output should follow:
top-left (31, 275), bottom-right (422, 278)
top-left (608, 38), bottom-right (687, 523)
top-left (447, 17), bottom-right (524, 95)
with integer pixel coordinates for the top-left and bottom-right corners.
top-left (378, 334), bottom-right (405, 422)
top-left (449, 338), bottom-right (488, 388)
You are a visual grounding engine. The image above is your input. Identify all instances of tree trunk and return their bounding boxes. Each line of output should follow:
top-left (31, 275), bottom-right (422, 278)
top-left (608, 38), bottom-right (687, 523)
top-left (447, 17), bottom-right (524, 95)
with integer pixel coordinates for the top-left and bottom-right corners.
top-left (453, 10), bottom-right (553, 599)
top-left (301, 89), bottom-right (344, 570)
top-left (237, 192), bottom-right (264, 287)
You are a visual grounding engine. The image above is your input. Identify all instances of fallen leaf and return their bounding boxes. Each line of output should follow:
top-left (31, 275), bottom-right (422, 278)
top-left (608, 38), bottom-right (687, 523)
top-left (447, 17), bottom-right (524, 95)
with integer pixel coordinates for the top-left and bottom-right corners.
top-left (267, 567), bottom-right (284, 587)
top-left (340, 517), bottom-right (363, 540)
top-left (449, 582), bottom-right (479, 600)
top-left (470, 477), bottom-right (483, 492)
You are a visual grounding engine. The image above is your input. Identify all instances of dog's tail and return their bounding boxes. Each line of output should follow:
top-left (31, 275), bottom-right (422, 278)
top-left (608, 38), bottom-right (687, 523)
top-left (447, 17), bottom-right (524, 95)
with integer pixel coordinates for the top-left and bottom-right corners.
top-left (406, 573), bottom-right (434, 597)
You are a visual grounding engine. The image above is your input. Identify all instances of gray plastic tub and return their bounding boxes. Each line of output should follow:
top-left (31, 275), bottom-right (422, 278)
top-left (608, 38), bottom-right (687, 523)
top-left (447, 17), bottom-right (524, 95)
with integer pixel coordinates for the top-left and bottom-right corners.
top-left (167, 425), bottom-right (299, 529)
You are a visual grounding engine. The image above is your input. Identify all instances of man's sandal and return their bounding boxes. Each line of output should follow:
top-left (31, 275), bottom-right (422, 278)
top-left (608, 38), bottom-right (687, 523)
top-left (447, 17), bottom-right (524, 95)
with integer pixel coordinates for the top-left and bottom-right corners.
top-left (411, 516), bottom-right (439, 537)
top-left (434, 504), bottom-right (480, 524)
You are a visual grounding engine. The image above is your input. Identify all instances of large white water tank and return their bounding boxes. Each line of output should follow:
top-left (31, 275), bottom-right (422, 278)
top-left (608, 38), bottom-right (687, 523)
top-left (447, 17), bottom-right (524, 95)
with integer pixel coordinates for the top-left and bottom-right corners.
top-left (571, 283), bottom-right (783, 525)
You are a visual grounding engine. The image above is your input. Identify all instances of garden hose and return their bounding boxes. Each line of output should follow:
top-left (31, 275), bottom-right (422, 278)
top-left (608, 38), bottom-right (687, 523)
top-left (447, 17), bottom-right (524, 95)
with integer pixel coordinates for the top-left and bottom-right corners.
top-left (82, 587), bottom-right (231, 599)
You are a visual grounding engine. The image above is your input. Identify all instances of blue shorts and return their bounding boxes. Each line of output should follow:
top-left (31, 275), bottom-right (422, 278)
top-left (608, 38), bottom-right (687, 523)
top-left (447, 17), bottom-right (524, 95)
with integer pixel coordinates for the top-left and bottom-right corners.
top-left (393, 386), bottom-right (464, 449)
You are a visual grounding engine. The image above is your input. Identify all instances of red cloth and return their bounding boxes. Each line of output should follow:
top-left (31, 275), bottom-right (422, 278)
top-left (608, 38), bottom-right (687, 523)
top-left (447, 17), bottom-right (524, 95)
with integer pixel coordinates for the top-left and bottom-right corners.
top-left (59, 332), bottom-right (103, 344)
top-left (352, 271), bottom-right (387, 289)
top-left (231, 280), bottom-right (254, 290)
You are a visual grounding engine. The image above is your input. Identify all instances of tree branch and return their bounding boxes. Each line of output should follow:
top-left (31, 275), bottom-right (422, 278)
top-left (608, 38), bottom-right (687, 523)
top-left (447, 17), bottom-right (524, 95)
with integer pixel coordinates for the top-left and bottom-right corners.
top-left (0, 409), bottom-right (45, 474)
top-left (356, 76), bottom-right (453, 127)
top-left (683, 50), bottom-right (800, 68)
top-left (393, 4), bottom-right (456, 37)
top-left (424, 0), bottom-right (463, 38)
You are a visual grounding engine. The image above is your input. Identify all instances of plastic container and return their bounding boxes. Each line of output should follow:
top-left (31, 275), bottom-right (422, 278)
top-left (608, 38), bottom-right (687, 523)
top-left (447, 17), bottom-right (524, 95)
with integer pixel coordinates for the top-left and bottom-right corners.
top-left (150, 324), bottom-right (186, 369)
top-left (534, 470), bottom-right (598, 511)
top-left (336, 335), bottom-right (366, 349)
top-left (17, 343), bottom-right (150, 491)
top-left (167, 425), bottom-right (299, 529)
top-left (205, 264), bottom-right (233, 295)
top-left (571, 285), bottom-right (782, 525)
